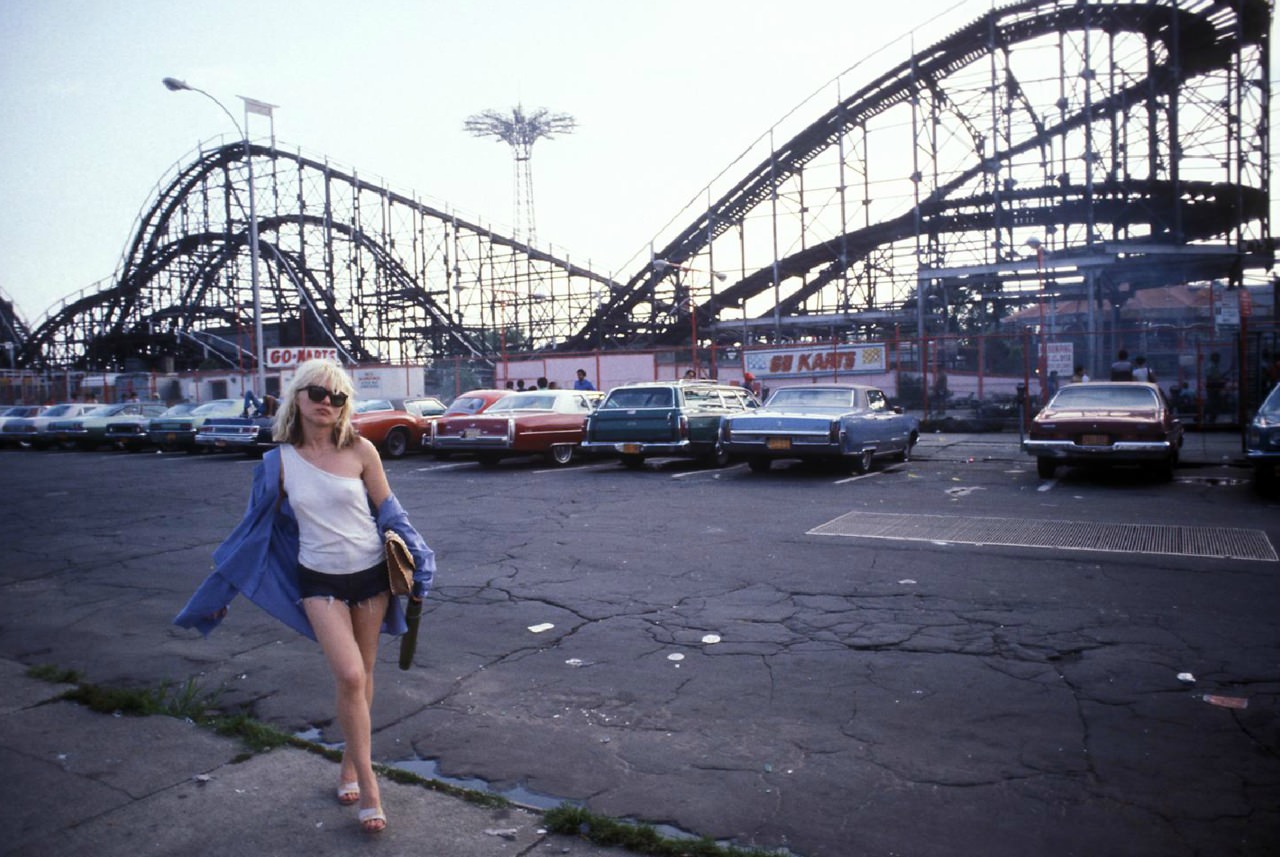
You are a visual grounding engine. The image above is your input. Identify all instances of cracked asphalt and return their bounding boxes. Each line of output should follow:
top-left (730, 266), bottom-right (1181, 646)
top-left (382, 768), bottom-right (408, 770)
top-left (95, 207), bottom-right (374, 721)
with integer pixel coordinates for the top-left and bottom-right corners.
top-left (1, 433), bottom-right (1277, 856)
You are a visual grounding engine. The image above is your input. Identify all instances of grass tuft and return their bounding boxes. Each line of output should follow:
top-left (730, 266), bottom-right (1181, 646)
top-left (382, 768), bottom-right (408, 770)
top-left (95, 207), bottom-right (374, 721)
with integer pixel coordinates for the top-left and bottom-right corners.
top-left (544, 804), bottom-right (783, 857)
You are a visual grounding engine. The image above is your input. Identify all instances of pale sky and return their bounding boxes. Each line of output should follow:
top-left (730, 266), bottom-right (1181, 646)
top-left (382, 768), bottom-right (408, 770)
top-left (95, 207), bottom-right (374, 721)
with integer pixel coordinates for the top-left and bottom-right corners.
top-left (1, 0), bottom-right (1273, 327)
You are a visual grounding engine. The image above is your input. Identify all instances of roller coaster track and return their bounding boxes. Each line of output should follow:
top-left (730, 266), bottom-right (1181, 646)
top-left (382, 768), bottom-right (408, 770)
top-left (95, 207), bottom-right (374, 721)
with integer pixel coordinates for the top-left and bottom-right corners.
top-left (12, 0), bottom-right (1272, 372)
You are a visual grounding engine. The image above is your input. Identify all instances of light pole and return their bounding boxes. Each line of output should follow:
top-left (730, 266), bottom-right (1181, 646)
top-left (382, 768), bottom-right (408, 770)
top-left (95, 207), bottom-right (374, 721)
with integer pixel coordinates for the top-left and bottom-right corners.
top-left (652, 259), bottom-right (726, 373)
top-left (1025, 236), bottom-right (1047, 404)
top-left (163, 77), bottom-right (270, 397)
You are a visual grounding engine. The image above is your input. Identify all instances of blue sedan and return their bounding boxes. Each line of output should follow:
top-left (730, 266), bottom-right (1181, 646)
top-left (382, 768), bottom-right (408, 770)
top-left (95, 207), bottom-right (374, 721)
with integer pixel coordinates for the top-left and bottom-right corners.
top-left (721, 383), bottom-right (918, 473)
top-left (1246, 383), bottom-right (1280, 493)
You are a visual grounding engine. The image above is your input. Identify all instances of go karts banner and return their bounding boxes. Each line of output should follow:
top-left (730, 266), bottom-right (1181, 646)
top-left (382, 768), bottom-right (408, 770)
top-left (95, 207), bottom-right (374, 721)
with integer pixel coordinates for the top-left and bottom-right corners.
top-left (745, 343), bottom-right (886, 378)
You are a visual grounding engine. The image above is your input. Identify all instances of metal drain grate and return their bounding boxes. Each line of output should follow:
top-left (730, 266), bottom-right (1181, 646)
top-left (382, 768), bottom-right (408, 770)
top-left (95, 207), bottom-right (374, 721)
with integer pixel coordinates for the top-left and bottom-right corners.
top-left (808, 512), bottom-right (1278, 561)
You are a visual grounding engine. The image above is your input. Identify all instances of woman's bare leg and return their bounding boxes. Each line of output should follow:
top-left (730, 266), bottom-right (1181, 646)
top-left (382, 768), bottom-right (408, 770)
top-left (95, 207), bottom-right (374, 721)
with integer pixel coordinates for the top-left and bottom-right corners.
top-left (304, 593), bottom-right (389, 829)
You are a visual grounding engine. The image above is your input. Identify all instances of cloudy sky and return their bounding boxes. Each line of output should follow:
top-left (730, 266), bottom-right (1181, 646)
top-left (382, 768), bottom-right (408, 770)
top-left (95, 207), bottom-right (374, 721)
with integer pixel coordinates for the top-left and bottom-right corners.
top-left (1, 0), bottom-right (1272, 326)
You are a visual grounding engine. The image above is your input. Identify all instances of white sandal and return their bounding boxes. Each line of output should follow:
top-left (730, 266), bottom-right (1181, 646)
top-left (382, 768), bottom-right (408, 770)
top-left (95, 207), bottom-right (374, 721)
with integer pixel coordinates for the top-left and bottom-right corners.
top-left (358, 806), bottom-right (386, 834)
top-left (336, 781), bottom-right (359, 805)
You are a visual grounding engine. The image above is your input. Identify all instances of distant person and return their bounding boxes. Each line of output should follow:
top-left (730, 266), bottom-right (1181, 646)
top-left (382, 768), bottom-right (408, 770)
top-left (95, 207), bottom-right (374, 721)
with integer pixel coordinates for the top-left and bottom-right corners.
top-left (1132, 356), bottom-right (1156, 383)
top-left (573, 369), bottom-right (595, 391)
top-left (504, 381), bottom-right (514, 390)
top-left (515, 380), bottom-right (526, 391)
top-left (741, 372), bottom-right (762, 398)
top-left (683, 369), bottom-right (697, 380)
top-left (1110, 349), bottom-right (1134, 381)
top-left (1070, 365), bottom-right (1090, 384)
top-left (535, 377), bottom-right (549, 389)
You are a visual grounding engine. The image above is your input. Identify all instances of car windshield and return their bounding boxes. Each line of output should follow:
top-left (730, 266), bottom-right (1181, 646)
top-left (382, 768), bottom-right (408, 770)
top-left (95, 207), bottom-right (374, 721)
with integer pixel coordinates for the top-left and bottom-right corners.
top-left (355, 399), bottom-right (393, 414)
top-left (160, 403), bottom-right (199, 417)
top-left (191, 399), bottom-right (242, 415)
top-left (487, 394), bottom-right (558, 413)
top-left (1050, 385), bottom-right (1158, 409)
top-left (82, 404), bottom-right (119, 416)
top-left (42, 404), bottom-right (77, 417)
top-left (602, 388), bottom-right (675, 409)
top-left (1258, 385), bottom-right (1280, 418)
top-left (767, 388), bottom-right (857, 409)
top-left (446, 395), bottom-right (492, 415)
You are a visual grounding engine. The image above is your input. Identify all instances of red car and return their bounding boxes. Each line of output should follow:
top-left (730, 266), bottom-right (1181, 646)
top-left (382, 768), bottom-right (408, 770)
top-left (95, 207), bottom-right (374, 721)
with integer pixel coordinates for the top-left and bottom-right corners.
top-left (352, 396), bottom-right (447, 459)
top-left (430, 388), bottom-right (602, 466)
top-left (1023, 381), bottom-right (1183, 480)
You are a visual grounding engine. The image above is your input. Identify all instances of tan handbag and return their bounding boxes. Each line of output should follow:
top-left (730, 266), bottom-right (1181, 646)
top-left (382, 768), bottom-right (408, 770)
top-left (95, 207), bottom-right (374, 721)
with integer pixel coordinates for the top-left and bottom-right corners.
top-left (385, 530), bottom-right (415, 596)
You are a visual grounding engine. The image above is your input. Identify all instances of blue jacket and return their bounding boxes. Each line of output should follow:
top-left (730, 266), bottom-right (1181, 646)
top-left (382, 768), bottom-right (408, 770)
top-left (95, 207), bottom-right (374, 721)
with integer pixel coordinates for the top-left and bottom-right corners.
top-left (174, 447), bottom-right (436, 640)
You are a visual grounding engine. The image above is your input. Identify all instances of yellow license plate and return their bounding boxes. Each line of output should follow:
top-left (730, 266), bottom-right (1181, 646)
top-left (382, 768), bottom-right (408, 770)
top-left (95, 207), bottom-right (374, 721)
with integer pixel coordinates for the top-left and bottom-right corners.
top-left (1081, 434), bottom-right (1109, 446)
top-left (620, 443), bottom-right (642, 454)
top-left (766, 437), bottom-right (792, 450)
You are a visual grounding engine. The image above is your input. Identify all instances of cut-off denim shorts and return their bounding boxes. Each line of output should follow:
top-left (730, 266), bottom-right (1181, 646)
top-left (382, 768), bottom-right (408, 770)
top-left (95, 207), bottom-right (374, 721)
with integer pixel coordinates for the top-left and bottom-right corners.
top-left (297, 560), bottom-right (389, 606)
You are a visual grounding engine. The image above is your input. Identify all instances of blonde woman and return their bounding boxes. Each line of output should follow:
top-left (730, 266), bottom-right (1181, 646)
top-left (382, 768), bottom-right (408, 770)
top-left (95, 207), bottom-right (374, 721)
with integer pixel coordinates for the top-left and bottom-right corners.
top-left (176, 359), bottom-right (435, 834)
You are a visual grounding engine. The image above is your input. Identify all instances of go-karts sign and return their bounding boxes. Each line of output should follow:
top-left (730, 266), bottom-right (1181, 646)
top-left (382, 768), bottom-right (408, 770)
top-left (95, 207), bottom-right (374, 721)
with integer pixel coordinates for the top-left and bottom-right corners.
top-left (266, 347), bottom-right (340, 368)
top-left (744, 343), bottom-right (885, 378)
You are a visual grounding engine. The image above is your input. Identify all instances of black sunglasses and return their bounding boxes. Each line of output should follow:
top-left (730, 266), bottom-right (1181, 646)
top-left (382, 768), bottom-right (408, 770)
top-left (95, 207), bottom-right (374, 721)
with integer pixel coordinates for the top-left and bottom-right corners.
top-left (302, 385), bottom-right (348, 407)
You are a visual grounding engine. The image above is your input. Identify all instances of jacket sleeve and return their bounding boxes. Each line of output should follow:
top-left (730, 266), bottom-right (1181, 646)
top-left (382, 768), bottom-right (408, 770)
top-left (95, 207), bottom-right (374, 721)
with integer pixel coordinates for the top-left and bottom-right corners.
top-left (376, 493), bottom-right (436, 599)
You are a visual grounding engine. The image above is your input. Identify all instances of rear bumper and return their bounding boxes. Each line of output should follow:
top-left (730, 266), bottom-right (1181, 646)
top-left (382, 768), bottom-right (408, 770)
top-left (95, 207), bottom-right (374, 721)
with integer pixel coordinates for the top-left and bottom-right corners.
top-left (1022, 439), bottom-right (1175, 460)
top-left (580, 440), bottom-right (691, 456)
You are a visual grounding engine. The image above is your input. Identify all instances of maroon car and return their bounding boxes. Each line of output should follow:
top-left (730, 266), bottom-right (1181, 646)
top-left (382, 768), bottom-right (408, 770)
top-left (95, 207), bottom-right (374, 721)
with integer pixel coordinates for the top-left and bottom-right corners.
top-left (430, 389), bottom-right (601, 466)
top-left (1022, 382), bottom-right (1183, 480)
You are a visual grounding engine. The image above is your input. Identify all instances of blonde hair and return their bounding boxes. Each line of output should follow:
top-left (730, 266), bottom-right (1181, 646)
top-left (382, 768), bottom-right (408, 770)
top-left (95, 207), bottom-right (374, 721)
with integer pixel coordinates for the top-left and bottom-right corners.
top-left (272, 358), bottom-right (359, 448)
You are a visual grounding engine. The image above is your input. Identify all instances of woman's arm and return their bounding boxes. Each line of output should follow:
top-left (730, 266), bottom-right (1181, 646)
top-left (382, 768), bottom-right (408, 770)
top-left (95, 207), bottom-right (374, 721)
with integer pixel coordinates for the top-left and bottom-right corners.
top-left (358, 435), bottom-right (392, 508)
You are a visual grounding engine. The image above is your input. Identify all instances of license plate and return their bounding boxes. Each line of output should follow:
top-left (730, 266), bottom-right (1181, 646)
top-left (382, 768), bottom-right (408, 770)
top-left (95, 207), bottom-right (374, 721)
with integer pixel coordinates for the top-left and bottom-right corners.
top-left (766, 437), bottom-right (792, 450)
top-left (166, 433), bottom-right (176, 442)
top-left (1081, 434), bottom-right (1109, 446)
top-left (620, 443), bottom-right (642, 454)
top-left (461, 429), bottom-right (476, 439)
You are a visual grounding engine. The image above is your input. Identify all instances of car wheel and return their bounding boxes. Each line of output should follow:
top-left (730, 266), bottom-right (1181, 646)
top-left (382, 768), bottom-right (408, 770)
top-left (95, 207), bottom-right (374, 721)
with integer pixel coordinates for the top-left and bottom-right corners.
top-left (748, 456), bottom-right (772, 473)
top-left (620, 454), bottom-right (645, 469)
top-left (700, 445), bottom-right (730, 468)
top-left (852, 448), bottom-right (874, 474)
top-left (548, 444), bottom-right (575, 466)
top-left (1036, 458), bottom-right (1057, 479)
top-left (383, 429), bottom-right (409, 459)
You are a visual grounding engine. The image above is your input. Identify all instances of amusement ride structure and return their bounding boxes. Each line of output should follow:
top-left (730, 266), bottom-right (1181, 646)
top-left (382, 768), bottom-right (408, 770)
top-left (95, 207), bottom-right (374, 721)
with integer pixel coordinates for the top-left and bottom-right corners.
top-left (4, 0), bottom-right (1273, 383)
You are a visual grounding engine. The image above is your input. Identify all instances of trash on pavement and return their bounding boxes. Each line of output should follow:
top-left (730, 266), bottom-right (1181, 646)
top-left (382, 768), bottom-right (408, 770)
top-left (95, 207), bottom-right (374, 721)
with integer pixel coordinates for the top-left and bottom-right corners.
top-left (1203, 694), bottom-right (1248, 710)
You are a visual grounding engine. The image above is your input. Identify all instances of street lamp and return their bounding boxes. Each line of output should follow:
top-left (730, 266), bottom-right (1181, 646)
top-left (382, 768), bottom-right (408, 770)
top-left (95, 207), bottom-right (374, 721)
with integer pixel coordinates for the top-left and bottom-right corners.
top-left (653, 259), bottom-right (726, 372)
top-left (163, 76), bottom-right (269, 397)
top-left (1025, 236), bottom-right (1047, 403)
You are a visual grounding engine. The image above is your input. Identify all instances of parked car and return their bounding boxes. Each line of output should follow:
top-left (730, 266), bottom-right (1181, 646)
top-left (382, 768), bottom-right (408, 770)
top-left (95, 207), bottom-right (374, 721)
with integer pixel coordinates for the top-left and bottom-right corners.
top-left (146, 399), bottom-right (243, 452)
top-left (581, 381), bottom-right (759, 468)
top-left (104, 401), bottom-right (198, 451)
top-left (423, 389), bottom-right (511, 456)
top-left (48, 401), bottom-right (168, 450)
top-left (430, 388), bottom-right (602, 466)
top-left (1245, 383), bottom-right (1280, 493)
top-left (195, 415), bottom-right (275, 455)
top-left (1022, 381), bottom-right (1183, 480)
top-left (1, 403), bottom-right (91, 448)
top-left (352, 396), bottom-right (448, 459)
top-left (721, 383), bottom-right (918, 474)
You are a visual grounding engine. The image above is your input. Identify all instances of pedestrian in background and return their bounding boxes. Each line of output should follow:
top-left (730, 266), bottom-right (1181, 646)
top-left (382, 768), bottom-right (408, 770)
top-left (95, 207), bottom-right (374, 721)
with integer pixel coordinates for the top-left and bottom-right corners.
top-left (1132, 356), bottom-right (1156, 383)
top-left (175, 359), bottom-right (435, 835)
top-left (573, 369), bottom-right (595, 390)
top-left (1110, 349), bottom-right (1134, 381)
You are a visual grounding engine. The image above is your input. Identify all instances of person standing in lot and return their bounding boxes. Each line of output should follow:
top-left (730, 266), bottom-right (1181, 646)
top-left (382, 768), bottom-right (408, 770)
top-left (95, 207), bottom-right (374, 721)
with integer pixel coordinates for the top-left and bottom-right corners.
top-left (573, 368), bottom-right (596, 390)
top-left (174, 358), bottom-right (435, 835)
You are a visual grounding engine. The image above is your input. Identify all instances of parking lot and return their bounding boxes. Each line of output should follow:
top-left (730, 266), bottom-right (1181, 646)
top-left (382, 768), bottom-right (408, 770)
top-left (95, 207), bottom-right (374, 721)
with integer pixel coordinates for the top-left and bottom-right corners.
top-left (1, 435), bottom-right (1277, 857)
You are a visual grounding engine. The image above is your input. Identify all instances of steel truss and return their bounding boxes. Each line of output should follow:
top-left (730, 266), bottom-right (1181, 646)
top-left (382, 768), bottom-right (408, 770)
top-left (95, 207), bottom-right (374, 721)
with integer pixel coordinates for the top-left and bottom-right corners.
top-left (566, 0), bottom-right (1272, 351)
top-left (12, 0), bottom-right (1274, 372)
top-left (18, 145), bottom-right (618, 371)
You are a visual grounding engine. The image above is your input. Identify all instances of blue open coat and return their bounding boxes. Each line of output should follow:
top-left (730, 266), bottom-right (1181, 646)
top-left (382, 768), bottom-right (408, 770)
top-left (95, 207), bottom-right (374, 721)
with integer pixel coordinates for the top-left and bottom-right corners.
top-left (174, 447), bottom-right (435, 640)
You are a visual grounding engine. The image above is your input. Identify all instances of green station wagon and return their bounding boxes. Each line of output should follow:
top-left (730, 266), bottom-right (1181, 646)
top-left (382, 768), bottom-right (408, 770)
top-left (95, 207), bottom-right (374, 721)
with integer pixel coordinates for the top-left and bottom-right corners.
top-left (581, 381), bottom-right (759, 469)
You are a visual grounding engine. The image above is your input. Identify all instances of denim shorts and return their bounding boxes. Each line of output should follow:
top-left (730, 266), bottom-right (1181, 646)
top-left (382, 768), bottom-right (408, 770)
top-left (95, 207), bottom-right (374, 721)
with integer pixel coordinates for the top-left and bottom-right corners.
top-left (297, 560), bottom-right (389, 606)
